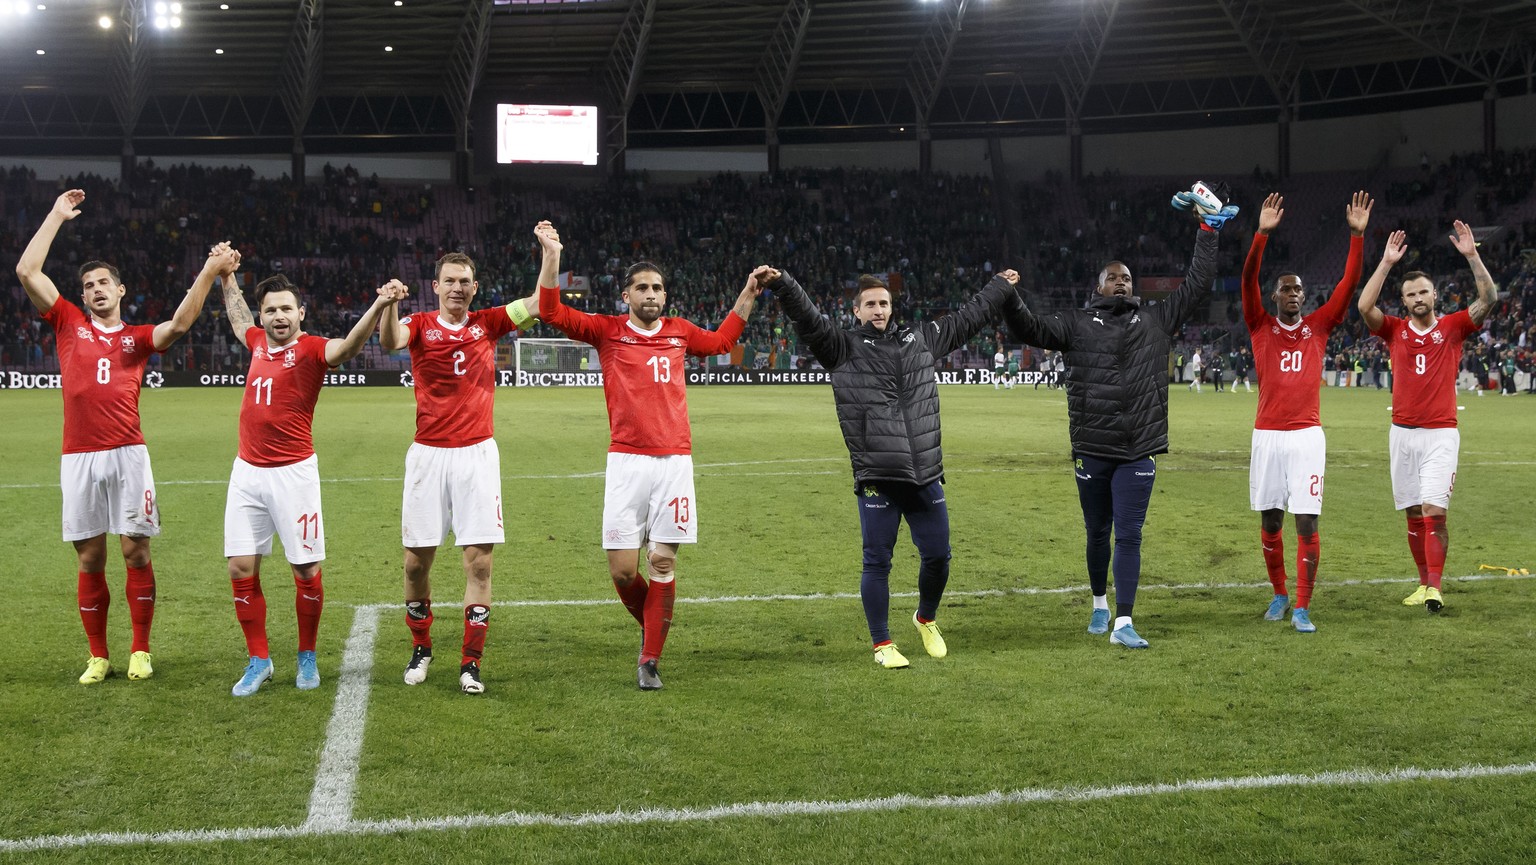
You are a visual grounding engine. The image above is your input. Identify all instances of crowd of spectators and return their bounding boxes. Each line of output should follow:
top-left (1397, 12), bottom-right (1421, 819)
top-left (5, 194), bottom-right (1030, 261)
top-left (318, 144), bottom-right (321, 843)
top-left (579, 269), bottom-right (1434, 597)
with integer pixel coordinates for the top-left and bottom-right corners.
top-left (3, 148), bottom-right (1534, 387)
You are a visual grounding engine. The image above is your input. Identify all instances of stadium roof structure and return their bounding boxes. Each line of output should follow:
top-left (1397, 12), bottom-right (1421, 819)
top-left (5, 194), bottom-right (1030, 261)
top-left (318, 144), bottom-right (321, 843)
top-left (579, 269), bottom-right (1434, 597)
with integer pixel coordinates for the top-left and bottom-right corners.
top-left (1, 0), bottom-right (1534, 157)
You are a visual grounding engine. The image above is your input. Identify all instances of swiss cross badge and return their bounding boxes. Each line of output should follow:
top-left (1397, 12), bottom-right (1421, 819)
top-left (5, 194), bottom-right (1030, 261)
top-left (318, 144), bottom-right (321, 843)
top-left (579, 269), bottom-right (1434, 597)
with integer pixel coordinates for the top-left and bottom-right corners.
top-left (469, 325), bottom-right (485, 339)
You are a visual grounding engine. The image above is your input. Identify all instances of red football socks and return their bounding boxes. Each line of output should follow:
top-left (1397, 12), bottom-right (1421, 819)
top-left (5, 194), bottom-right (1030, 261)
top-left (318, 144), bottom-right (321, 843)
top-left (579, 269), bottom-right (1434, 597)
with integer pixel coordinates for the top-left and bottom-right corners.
top-left (640, 579), bottom-right (675, 664)
top-left (613, 573), bottom-right (649, 627)
top-left (1260, 529), bottom-right (1288, 595)
top-left (1295, 532), bottom-right (1320, 610)
top-left (1423, 513), bottom-right (1448, 590)
top-left (1407, 515), bottom-right (1429, 584)
top-left (77, 571), bottom-right (111, 659)
top-left (462, 604), bottom-right (489, 666)
top-left (294, 571), bottom-right (323, 653)
top-left (125, 563), bottom-right (156, 654)
top-left (231, 575), bottom-right (269, 658)
top-left (405, 599), bottom-right (432, 649)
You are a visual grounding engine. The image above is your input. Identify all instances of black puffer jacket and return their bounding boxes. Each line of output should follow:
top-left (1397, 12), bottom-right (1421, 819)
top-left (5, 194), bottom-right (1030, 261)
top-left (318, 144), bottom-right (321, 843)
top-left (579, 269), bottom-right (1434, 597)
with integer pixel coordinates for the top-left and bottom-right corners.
top-left (1002, 229), bottom-right (1219, 461)
top-left (770, 272), bottom-right (1014, 486)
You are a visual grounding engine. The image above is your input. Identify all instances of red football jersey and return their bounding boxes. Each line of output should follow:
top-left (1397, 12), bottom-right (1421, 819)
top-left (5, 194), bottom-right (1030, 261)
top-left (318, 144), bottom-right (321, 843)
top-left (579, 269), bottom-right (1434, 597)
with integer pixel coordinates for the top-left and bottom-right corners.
top-left (1374, 309), bottom-right (1478, 429)
top-left (41, 298), bottom-right (162, 454)
top-left (237, 328), bottom-right (331, 467)
top-left (540, 288), bottom-right (744, 455)
top-left (1243, 234), bottom-right (1363, 430)
top-left (403, 307), bottom-right (519, 446)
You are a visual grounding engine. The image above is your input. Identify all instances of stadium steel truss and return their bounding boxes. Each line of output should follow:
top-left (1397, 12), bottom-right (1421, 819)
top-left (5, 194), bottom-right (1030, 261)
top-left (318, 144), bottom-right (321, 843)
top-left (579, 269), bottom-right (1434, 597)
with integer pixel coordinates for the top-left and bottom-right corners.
top-left (1, 0), bottom-right (1534, 172)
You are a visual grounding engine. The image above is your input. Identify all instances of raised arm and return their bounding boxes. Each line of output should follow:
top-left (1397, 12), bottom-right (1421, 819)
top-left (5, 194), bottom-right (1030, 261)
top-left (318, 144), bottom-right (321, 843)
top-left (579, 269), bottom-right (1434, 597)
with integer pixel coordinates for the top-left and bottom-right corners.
top-left (15, 189), bottom-right (84, 314)
top-left (378, 281), bottom-right (411, 351)
top-left (153, 243), bottom-right (239, 350)
top-left (999, 286), bottom-right (1075, 351)
top-left (1154, 222), bottom-right (1221, 334)
top-left (327, 279), bottom-right (408, 366)
top-left (534, 222), bottom-right (603, 344)
top-left (221, 273), bottom-right (255, 349)
top-left (929, 270), bottom-right (1018, 357)
top-left (681, 271), bottom-right (758, 356)
top-left (1357, 229), bottom-right (1406, 333)
top-left (1241, 193), bottom-right (1282, 330)
top-left (759, 267), bottom-right (850, 370)
top-left (1451, 220), bottom-right (1499, 327)
top-left (1315, 191), bottom-right (1371, 326)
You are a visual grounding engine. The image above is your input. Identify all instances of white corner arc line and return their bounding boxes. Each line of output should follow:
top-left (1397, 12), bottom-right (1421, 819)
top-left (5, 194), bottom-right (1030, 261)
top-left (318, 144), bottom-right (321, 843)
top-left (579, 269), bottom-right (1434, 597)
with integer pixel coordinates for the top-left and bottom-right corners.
top-left (304, 605), bottom-right (380, 831)
top-left (3, 761), bottom-right (1534, 852)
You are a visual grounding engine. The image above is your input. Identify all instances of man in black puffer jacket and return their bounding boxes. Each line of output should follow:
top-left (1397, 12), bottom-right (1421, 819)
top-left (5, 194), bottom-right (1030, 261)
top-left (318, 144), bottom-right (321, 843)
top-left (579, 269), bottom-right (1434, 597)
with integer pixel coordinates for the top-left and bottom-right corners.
top-left (1001, 181), bottom-right (1232, 650)
top-left (758, 265), bottom-right (1019, 669)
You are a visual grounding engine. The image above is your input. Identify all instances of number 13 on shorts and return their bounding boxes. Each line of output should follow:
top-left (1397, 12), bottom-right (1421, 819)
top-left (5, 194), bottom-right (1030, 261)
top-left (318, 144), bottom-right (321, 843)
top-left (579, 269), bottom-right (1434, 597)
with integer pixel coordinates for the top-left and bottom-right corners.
top-left (669, 496), bottom-right (690, 526)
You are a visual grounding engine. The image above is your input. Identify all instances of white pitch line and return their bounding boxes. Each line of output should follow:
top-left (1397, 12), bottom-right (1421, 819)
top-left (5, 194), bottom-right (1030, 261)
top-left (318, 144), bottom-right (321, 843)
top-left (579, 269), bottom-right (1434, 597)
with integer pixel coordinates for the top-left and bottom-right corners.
top-left (303, 606), bottom-right (380, 831)
top-left (4, 760), bottom-right (1534, 852)
top-left (348, 571), bottom-right (1535, 613)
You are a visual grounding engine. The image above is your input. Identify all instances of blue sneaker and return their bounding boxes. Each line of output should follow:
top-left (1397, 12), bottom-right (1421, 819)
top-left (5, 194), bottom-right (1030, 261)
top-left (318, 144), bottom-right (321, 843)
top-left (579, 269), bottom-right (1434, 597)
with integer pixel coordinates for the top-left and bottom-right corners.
top-left (296, 650), bottom-right (320, 690)
top-left (232, 656), bottom-right (273, 697)
top-left (1265, 594), bottom-right (1290, 621)
top-left (1110, 624), bottom-right (1149, 649)
top-left (1291, 609), bottom-right (1317, 633)
top-left (1087, 608), bottom-right (1111, 635)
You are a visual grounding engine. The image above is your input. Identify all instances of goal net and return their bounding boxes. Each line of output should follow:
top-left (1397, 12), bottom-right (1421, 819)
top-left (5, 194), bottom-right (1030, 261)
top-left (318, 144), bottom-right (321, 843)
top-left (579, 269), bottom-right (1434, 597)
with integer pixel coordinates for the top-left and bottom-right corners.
top-left (514, 337), bottom-right (599, 377)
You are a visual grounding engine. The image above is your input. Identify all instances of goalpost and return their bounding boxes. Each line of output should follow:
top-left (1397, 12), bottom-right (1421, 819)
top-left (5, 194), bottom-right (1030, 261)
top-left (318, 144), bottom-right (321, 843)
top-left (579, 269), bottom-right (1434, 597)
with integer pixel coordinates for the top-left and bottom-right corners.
top-left (514, 337), bottom-right (599, 377)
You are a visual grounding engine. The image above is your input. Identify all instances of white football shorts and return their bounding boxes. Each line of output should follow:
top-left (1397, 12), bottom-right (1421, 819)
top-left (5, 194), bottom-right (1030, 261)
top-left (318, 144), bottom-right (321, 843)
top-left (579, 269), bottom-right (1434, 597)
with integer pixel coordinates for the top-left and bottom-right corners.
top-left (60, 444), bottom-right (160, 542)
top-left (602, 452), bottom-right (697, 549)
top-left (1249, 426), bottom-right (1327, 514)
top-left (1389, 425), bottom-right (1459, 510)
top-left (402, 438), bottom-right (504, 548)
top-left (224, 455), bottom-right (325, 564)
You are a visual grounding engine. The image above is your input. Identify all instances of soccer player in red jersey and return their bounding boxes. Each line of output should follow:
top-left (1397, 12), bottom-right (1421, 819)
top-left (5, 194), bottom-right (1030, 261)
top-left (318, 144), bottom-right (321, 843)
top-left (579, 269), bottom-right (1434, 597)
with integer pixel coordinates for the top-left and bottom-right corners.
top-left (1241, 191), bottom-right (1371, 633)
top-left (218, 273), bottom-right (409, 696)
top-left (15, 189), bottom-right (232, 685)
top-left (535, 221), bottom-right (760, 690)
top-left (1357, 223), bottom-right (1497, 613)
top-left (379, 247), bottom-right (542, 694)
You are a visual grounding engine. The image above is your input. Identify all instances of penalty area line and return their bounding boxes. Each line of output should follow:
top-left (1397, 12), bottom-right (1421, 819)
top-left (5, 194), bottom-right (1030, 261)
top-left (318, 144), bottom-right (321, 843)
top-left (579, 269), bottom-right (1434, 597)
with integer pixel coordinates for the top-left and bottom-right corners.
top-left (3, 760), bottom-right (1534, 851)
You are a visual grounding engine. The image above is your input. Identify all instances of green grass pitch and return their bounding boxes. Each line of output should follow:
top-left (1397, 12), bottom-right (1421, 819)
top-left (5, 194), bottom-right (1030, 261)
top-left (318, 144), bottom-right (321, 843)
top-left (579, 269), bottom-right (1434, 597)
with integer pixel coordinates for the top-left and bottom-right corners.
top-left (1, 382), bottom-right (1533, 864)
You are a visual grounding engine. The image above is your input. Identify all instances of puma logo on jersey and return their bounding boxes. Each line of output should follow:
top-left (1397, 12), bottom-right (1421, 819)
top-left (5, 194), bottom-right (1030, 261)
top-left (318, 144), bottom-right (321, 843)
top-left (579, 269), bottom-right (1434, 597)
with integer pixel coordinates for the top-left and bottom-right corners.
top-left (98, 336), bottom-right (114, 347)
